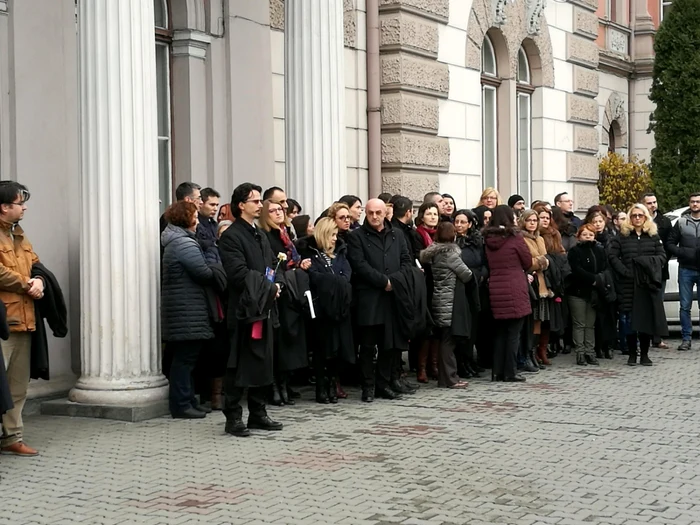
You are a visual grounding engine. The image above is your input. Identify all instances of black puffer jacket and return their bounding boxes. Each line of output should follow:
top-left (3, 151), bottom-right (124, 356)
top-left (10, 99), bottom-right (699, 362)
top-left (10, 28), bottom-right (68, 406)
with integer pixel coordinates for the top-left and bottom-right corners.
top-left (567, 240), bottom-right (607, 301)
top-left (161, 224), bottom-right (214, 341)
top-left (419, 243), bottom-right (472, 327)
top-left (456, 231), bottom-right (488, 284)
top-left (608, 230), bottom-right (666, 313)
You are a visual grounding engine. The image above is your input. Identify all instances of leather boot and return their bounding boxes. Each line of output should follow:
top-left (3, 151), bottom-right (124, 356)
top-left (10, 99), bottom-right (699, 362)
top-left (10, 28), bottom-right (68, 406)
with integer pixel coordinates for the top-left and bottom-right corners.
top-left (576, 352), bottom-right (587, 366)
top-left (315, 375), bottom-right (329, 404)
top-left (335, 381), bottom-right (348, 399)
top-left (536, 344), bottom-right (551, 366)
top-left (529, 349), bottom-right (543, 371)
top-left (416, 343), bottom-right (429, 383)
top-left (271, 381), bottom-right (284, 406)
top-left (327, 374), bottom-right (339, 403)
top-left (640, 349), bottom-right (653, 366)
top-left (211, 377), bottom-right (224, 411)
top-left (279, 375), bottom-right (294, 406)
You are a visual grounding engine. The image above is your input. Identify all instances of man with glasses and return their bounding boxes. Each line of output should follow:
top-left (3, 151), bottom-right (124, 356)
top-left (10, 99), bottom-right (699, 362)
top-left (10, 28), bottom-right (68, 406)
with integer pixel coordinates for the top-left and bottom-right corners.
top-left (219, 183), bottom-right (284, 437)
top-left (0, 182), bottom-right (43, 456)
top-left (554, 192), bottom-right (582, 229)
top-left (667, 193), bottom-right (700, 351)
top-left (160, 181), bottom-right (202, 234)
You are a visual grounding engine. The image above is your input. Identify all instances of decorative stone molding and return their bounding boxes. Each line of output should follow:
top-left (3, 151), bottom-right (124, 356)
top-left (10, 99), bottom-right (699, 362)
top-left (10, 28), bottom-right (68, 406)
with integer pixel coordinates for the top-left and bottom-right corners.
top-left (573, 8), bottom-right (598, 40)
top-left (270, 0), bottom-right (358, 48)
top-left (573, 125), bottom-right (599, 154)
top-left (566, 152), bottom-right (599, 182)
top-left (381, 53), bottom-right (449, 95)
top-left (380, 11), bottom-right (439, 56)
top-left (601, 92), bottom-right (628, 148)
top-left (567, 94), bottom-right (599, 125)
top-left (381, 132), bottom-right (449, 170)
top-left (525, 0), bottom-right (547, 35)
top-left (573, 65), bottom-right (599, 97)
top-left (568, 0), bottom-right (598, 12)
top-left (382, 171), bottom-right (440, 201)
top-left (172, 30), bottom-right (211, 59)
top-left (465, 0), bottom-right (555, 88)
top-left (566, 34), bottom-right (599, 69)
top-left (493, 0), bottom-right (507, 26)
top-left (379, 0), bottom-right (449, 22)
top-left (607, 27), bottom-right (628, 55)
top-left (381, 92), bottom-right (439, 132)
top-left (270, 0), bottom-right (285, 30)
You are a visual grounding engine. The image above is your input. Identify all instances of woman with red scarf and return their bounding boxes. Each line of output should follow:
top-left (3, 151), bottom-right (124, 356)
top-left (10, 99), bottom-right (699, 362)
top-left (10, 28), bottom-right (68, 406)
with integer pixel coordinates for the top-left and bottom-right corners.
top-left (414, 202), bottom-right (441, 382)
top-left (260, 200), bottom-right (312, 406)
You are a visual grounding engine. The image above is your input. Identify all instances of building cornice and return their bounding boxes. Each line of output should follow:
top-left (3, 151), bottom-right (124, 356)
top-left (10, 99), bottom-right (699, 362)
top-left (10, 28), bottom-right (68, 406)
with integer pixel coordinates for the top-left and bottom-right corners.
top-left (172, 30), bottom-right (211, 59)
top-left (599, 51), bottom-right (634, 76)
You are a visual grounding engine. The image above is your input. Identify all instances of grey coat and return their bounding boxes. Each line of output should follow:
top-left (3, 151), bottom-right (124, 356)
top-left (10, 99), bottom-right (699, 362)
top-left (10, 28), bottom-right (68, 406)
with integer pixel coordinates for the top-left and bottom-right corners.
top-left (161, 224), bottom-right (214, 341)
top-left (420, 243), bottom-right (473, 327)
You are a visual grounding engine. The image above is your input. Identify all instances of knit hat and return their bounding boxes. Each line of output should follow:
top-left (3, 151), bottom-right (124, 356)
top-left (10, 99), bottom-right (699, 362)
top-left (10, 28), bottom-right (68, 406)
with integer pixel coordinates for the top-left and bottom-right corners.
top-left (508, 194), bottom-right (525, 208)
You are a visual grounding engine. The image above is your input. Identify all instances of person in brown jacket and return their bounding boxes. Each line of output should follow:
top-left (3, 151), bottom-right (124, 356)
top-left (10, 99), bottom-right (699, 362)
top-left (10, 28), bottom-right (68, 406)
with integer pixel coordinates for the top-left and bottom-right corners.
top-left (0, 182), bottom-right (43, 457)
top-left (520, 210), bottom-right (554, 368)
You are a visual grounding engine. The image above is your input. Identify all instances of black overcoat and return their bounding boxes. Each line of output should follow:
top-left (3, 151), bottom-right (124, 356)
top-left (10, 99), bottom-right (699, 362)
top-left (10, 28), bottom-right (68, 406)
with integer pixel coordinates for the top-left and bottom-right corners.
top-left (219, 219), bottom-right (282, 387)
top-left (608, 230), bottom-right (668, 336)
top-left (299, 237), bottom-right (355, 364)
top-left (30, 263), bottom-right (67, 380)
top-left (346, 220), bottom-right (412, 348)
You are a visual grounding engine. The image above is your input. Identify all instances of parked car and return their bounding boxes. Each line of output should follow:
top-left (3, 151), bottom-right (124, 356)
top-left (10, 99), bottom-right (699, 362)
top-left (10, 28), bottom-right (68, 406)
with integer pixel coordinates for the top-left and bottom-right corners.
top-left (664, 207), bottom-right (699, 328)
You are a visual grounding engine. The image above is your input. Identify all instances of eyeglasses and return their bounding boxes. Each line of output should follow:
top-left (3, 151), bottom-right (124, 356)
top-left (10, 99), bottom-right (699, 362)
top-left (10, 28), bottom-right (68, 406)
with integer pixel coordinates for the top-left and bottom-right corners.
top-left (245, 199), bottom-right (262, 205)
top-left (630, 214), bottom-right (645, 219)
top-left (336, 215), bottom-right (350, 221)
top-left (525, 218), bottom-right (538, 223)
top-left (269, 207), bottom-right (284, 214)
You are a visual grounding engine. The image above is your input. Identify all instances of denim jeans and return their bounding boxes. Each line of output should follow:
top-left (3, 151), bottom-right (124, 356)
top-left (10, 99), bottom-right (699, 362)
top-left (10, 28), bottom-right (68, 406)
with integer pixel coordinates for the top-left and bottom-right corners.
top-left (679, 267), bottom-right (700, 341)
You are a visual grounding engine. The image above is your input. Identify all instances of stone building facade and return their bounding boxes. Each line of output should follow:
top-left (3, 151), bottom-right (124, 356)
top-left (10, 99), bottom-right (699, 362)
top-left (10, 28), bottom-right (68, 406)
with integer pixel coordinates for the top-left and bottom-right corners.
top-left (0, 0), bottom-right (665, 409)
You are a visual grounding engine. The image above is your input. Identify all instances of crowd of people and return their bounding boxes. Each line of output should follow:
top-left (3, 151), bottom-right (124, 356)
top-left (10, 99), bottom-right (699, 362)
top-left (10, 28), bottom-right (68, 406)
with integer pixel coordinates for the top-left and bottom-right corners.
top-left (159, 181), bottom-right (700, 438)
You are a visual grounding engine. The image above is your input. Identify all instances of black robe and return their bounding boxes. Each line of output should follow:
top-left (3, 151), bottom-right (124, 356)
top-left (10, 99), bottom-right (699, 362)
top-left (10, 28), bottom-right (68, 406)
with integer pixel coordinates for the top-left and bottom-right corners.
top-left (30, 263), bottom-right (68, 380)
top-left (219, 219), bottom-right (283, 387)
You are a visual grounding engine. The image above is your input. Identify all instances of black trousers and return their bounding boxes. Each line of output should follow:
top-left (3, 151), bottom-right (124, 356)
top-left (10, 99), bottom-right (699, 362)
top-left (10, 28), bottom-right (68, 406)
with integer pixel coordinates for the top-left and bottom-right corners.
top-left (357, 324), bottom-right (397, 390)
top-left (492, 317), bottom-right (525, 379)
top-left (222, 369), bottom-right (267, 422)
top-left (168, 340), bottom-right (206, 414)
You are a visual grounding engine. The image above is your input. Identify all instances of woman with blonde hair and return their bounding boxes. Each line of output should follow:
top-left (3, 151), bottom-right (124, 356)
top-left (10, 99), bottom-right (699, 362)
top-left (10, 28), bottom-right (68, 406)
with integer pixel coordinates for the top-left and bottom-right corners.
top-left (475, 187), bottom-right (503, 209)
top-left (297, 217), bottom-right (354, 403)
top-left (519, 210), bottom-right (553, 370)
top-left (608, 203), bottom-right (668, 366)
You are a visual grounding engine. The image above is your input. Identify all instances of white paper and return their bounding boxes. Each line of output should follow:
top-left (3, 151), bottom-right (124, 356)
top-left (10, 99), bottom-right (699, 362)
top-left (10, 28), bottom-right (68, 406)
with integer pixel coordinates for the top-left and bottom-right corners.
top-left (305, 290), bottom-right (317, 319)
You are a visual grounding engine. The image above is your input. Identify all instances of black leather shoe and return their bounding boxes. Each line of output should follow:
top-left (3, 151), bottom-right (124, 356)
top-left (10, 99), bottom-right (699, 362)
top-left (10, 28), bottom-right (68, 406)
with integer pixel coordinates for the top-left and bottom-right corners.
top-left (576, 353), bottom-right (587, 366)
top-left (225, 418), bottom-right (250, 437)
top-left (172, 407), bottom-right (206, 419)
top-left (603, 348), bottom-right (613, 359)
top-left (248, 415), bottom-right (283, 431)
top-left (678, 340), bottom-right (692, 352)
top-left (193, 404), bottom-right (212, 414)
top-left (595, 349), bottom-right (603, 359)
top-left (361, 389), bottom-right (374, 403)
top-left (521, 359), bottom-right (539, 373)
top-left (271, 384), bottom-right (284, 406)
top-left (288, 386), bottom-right (302, 399)
top-left (627, 353), bottom-right (637, 366)
top-left (376, 386), bottom-right (402, 400)
top-left (505, 374), bottom-right (526, 382)
top-left (279, 381), bottom-right (294, 405)
top-left (640, 354), bottom-right (653, 366)
top-left (401, 377), bottom-right (420, 390)
top-left (585, 355), bottom-right (600, 366)
top-left (390, 379), bottom-right (416, 395)
top-left (561, 345), bottom-right (572, 355)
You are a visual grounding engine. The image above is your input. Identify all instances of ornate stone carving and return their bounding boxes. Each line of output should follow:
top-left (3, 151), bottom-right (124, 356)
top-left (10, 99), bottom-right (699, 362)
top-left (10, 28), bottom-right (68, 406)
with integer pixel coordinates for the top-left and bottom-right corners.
top-left (526, 0), bottom-right (547, 35)
top-left (493, 0), bottom-right (508, 25)
top-left (608, 28), bottom-right (628, 55)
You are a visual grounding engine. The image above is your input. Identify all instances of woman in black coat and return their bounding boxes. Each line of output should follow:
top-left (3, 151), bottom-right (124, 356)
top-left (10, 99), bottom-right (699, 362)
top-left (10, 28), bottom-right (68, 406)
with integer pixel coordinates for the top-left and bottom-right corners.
top-left (260, 200), bottom-right (312, 406)
top-left (454, 209), bottom-right (487, 376)
top-left (161, 201), bottom-right (215, 419)
top-left (608, 204), bottom-right (668, 366)
top-left (298, 218), bottom-right (355, 403)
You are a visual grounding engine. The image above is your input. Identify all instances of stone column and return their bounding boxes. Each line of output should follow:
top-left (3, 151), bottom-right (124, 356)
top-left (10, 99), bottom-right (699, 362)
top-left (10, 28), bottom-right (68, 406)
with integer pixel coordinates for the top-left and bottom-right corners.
top-left (285, 0), bottom-right (347, 219)
top-left (69, 0), bottom-right (168, 410)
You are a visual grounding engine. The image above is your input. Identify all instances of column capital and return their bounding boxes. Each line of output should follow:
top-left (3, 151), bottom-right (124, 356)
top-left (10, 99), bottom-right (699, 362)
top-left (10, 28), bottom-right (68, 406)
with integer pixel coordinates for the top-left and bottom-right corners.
top-left (172, 29), bottom-right (211, 59)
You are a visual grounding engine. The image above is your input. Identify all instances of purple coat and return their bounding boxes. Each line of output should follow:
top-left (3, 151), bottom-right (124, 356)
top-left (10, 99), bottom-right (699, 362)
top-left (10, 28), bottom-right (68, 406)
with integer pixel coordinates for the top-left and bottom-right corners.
top-left (484, 230), bottom-right (532, 320)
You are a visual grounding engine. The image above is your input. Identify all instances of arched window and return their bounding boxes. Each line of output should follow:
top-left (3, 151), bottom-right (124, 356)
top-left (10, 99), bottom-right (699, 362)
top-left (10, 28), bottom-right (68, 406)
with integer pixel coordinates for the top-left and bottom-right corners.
top-left (481, 36), bottom-right (499, 190)
top-left (155, 0), bottom-right (172, 213)
top-left (516, 47), bottom-right (532, 206)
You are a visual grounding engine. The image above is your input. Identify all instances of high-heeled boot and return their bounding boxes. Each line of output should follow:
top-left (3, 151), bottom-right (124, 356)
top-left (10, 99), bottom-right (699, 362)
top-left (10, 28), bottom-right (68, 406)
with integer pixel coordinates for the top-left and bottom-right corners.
top-left (416, 343), bottom-right (429, 383)
top-left (211, 377), bottom-right (224, 411)
top-left (278, 374), bottom-right (294, 406)
top-left (271, 381), bottom-right (284, 406)
top-left (327, 374), bottom-right (338, 403)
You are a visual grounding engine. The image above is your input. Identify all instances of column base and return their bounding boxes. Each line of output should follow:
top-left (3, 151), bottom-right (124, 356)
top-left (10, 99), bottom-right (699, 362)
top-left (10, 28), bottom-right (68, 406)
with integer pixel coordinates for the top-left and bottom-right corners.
top-left (41, 397), bottom-right (169, 422)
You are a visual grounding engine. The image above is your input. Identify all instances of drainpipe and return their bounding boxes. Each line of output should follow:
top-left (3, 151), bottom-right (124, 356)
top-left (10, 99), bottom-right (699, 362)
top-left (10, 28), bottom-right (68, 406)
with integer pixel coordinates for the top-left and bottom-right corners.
top-left (366, 0), bottom-right (382, 198)
top-left (627, 2), bottom-right (635, 155)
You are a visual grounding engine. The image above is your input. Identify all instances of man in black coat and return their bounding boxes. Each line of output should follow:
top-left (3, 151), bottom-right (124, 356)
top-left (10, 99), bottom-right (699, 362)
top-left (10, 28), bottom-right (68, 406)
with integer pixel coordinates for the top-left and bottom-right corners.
top-left (196, 187), bottom-right (221, 261)
top-left (642, 193), bottom-right (672, 348)
top-left (347, 199), bottom-right (413, 402)
top-left (390, 195), bottom-right (423, 262)
top-left (218, 183), bottom-right (284, 437)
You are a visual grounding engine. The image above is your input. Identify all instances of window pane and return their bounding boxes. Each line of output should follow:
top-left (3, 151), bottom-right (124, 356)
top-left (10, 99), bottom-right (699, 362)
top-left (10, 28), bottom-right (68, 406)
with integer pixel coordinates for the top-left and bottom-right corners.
top-left (517, 48), bottom-right (530, 84)
top-left (158, 138), bottom-right (172, 214)
top-left (154, 0), bottom-right (167, 29)
top-left (482, 87), bottom-right (497, 190)
top-left (155, 43), bottom-right (170, 137)
top-left (517, 94), bottom-right (531, 205)
top-left (481, 37), bottom-right (496, 76)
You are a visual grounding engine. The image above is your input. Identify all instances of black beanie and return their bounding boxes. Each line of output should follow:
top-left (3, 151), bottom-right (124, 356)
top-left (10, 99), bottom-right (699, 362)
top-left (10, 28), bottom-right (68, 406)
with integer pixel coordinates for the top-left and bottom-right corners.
top-left (508, 194), bottom-right (525, 208)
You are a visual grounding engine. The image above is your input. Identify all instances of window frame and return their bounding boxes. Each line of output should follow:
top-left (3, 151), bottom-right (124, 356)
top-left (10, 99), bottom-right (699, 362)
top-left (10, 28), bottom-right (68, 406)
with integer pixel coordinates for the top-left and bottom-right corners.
top-left (481, 35), bottom-right (500, 191)
top-left (516, 47), bottom-right (533, 205)
top-left (660, 0), bottom-right (672, 20)
top-left (155, 0), bottom-right (174, 214)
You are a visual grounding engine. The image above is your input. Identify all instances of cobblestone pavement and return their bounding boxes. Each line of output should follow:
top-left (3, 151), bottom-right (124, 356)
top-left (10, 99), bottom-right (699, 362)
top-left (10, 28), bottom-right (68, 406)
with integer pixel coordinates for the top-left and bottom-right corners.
top-left (3, 342), bottom-right (700, 525)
